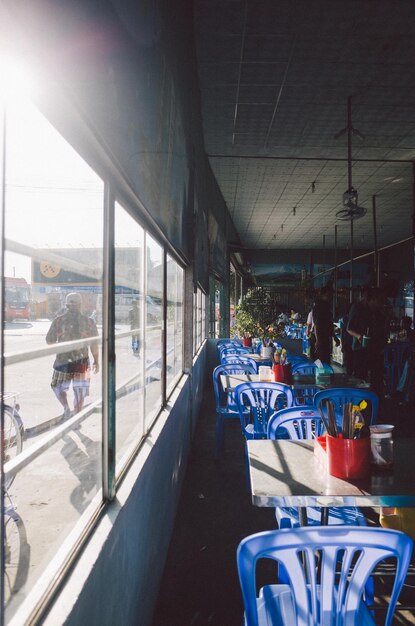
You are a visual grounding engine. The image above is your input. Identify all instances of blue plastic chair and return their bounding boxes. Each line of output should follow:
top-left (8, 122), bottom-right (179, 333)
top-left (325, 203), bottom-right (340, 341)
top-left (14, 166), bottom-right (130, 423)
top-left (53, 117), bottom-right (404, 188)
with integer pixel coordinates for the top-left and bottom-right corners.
top-left (216, 339), bottom-right (239, 354)
top-left (220, 346), bottom-right (251, 357)
top-left (384, 341), bottom-right (411, 396)
top-left (235, 382), bottom-right (294, 440)
top-left (212, 363), bottom-right (256, 457)
top-left (267, 407), bottom-right (324, 440)
top-left (291, 362), bottom-right (333, 406)
top-left (217, 339), bottom-right (240, 347)
top-left (286, 355), bottom-right (310, 365)
top-left (267, 407), bottom-right (367, 529)
top-left (313, 388), bottom-right (379, 426)
top-left (237, 526), bottom-right (413, 626)
top-left (292, 362), bottom-right (333, 375)
top-left (221, 355), bottom-right (259, 372)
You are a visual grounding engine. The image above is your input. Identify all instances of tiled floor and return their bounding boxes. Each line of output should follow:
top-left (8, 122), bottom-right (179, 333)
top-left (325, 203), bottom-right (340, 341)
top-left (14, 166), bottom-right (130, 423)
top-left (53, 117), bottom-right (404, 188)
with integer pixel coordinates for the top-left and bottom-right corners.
top-left (152, 340), bottom-right (415, 626)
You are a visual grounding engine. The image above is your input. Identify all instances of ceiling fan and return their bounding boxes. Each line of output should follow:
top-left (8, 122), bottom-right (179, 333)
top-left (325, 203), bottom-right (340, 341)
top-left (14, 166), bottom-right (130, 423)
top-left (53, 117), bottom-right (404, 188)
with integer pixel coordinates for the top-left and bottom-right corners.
top-left (336, 187), bottom-right (367, 221)
top-left (335, 97), bottom-right (367, 222)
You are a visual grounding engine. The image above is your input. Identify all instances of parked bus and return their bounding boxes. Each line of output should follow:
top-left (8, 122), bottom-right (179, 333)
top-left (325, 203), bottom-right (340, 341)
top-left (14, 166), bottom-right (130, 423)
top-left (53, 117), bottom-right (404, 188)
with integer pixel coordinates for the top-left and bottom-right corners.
top-left (4, 277), bottom-right (31, 322)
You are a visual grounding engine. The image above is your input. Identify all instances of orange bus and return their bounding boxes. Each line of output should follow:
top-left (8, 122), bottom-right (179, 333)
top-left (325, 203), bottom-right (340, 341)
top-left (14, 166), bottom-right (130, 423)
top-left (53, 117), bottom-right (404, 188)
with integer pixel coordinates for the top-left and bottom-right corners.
top-left (4, 277), bottom-right (31, 321)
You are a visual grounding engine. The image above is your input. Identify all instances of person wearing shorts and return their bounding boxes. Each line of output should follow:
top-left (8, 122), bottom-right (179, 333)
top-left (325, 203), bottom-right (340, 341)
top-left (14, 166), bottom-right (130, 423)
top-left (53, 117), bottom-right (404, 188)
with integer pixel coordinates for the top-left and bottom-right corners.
top-left (46, 292), bottom-right (99, 418)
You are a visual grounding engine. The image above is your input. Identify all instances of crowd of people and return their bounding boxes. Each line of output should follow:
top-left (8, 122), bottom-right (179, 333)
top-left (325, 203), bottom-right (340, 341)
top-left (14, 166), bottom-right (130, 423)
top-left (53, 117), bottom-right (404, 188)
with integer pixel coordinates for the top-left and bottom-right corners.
top-left (302, 285), bottom-right (415, 401)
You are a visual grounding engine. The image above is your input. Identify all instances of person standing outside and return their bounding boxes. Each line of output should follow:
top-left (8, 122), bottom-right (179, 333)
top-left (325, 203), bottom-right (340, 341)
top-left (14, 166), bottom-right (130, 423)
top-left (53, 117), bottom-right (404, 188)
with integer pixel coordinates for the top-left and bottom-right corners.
top-left (312, 285), bottom-right (339, 364)
top-left (129, 298), bottom-right (141, 356)
top-left (46, 292), bottom-right (99, 418)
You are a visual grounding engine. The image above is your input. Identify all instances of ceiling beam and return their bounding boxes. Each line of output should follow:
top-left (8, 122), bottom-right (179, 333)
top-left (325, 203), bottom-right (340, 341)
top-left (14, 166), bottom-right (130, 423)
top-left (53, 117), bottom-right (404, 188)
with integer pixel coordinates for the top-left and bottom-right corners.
top-left (207, 154), bottom-right (414, 164)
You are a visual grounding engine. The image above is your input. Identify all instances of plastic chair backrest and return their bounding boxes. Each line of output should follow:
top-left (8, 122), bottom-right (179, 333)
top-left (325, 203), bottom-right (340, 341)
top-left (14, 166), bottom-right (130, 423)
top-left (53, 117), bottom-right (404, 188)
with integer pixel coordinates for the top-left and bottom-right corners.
top-left (217, 339), bottom-right (239, 346)
top-left (217, 339), bottom-right (238, 346)
top-left (235, 382), bottom-right (294, 438)
top-left (237, 526), bottom-right (413, 626)
top-left (292, 362), bottom-right (333, 375)
top-left (313, 388), bottom-right (379, 425)
top-left (220, 347), bottom-right (250, 357)
top-left (212, 364), bottom-right (256, 410)
top-left (267, 407), bottom-right (323, 439)
top-left (221, 355), bottom-right (259, 372)
top-left (286, 355), bottom-right (309, 364)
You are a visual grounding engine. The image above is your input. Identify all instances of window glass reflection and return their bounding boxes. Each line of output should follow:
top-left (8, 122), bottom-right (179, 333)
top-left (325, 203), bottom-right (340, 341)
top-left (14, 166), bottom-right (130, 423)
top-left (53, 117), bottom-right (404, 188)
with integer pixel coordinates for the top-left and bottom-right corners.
top-left (145, 234), bottom-right (163, 424)
top-left (4, 100), bottom-right (103, 619)
top-left (166, 256), bottom-right (183, 392)
top-left (114, 204), bottom-right (144, 465)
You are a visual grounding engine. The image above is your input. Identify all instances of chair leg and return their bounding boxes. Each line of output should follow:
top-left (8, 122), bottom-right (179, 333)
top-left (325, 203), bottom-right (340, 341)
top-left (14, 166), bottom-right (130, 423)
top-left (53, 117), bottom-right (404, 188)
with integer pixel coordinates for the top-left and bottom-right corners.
top-left (244, 441), bottom-right (251, 492)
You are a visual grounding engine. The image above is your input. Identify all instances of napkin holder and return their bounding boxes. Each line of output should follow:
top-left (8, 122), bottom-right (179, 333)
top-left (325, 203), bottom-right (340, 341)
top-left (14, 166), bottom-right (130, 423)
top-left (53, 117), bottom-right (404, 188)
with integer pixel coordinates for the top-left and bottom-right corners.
top-left (315, 366), bottom-right (332, 385)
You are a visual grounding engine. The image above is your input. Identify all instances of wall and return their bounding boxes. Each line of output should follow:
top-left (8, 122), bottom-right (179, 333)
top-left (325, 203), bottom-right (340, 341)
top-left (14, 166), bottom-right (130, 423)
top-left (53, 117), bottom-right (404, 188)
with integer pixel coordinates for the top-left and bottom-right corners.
top-left (4, 0), bottom-right (237, 293)
top-left (41, 347), bottom-right (206, 626)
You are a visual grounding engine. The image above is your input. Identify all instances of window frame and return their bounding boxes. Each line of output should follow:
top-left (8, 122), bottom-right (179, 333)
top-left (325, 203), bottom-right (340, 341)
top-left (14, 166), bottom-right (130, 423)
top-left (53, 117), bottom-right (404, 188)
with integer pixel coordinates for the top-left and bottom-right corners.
top-left (0, 93), bottom-right (187, 623)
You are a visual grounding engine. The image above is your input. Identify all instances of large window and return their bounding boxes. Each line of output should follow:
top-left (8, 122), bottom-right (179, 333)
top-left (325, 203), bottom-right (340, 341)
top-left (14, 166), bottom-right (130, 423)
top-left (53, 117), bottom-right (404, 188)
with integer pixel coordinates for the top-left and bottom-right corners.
top-left (114, 204), bottom-right (145, 464)
top-left (3, 99), bottom-right (104, 620)
top-left (145, 234), bottom-right (163, 425)
top-left (1, 96), bottom-right (185, 621)
top-left (166, 255), bottom-right (184, 392)
top-left (193, 287), bottom-right (206, 354)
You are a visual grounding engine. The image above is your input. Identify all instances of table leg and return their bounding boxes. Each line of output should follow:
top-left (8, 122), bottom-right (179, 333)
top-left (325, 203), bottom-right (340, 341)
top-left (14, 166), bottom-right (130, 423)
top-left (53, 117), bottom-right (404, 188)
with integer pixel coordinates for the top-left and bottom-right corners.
top-left (320, 507), bottom-right (329, 525)
top-left (298, 507), bottom-right (308, 526)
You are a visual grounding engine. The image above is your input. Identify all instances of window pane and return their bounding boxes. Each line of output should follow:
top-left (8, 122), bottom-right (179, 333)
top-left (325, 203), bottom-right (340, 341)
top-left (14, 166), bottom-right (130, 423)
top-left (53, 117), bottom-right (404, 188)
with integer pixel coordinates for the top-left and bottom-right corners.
top-left (3, 99), bottom-right (103, 618)
top-left (145, 234), bottom-right (163, 424)
top-left (193, 291), bottom-right (197, 355)
top-left (166, 256), bottom-right (183, 392)
top-left (114, 203), bottom-right (144, 466)
top-left (197, 289), bottom-right (202, 347)
top-left (202, 292), bottom-right (206, 342)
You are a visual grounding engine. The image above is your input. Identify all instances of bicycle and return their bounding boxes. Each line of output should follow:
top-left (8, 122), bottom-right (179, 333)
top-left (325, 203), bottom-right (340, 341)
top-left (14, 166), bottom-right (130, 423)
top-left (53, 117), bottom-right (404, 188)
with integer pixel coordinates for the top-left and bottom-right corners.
top-left (2, 393), bottom-right (25, 489)
top-left (2, 393), bottom-right (29, 607)
top-left (4, 491), bottom-right (30, 607)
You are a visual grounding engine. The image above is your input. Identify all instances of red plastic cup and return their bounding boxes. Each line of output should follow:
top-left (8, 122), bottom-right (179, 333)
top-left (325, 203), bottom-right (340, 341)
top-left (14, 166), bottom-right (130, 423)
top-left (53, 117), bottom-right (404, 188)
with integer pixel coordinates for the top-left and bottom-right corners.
top-left (273, 363), bottom-right (292, 384)
top-left (326, 434), bottom-right (370, 479)
top-left (242, 337), bottom-right (252, 347)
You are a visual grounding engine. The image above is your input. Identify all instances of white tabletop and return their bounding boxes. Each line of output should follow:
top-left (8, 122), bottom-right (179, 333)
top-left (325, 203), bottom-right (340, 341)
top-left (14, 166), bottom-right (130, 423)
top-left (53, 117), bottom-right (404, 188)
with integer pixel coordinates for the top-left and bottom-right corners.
top-left (220, 373), bottom-right (369, 391)
top-left (247, 439), bottom-right (415, 508)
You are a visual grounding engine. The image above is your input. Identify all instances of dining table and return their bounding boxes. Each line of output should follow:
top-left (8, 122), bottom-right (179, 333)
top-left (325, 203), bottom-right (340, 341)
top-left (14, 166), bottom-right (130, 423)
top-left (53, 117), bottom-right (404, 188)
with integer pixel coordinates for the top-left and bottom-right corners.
top-left (220, 372), bottom-right (370, 393)
top-left (244, 353), bottom-right (275, 363)
top-left (247, 439), bottom-right (415, 512)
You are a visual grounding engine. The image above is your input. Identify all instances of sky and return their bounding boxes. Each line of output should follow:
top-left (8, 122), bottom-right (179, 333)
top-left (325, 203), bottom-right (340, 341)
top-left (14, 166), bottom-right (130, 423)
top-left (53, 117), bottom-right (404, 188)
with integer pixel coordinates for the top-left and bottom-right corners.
top-left (4, 94), bottom-right (160, 283)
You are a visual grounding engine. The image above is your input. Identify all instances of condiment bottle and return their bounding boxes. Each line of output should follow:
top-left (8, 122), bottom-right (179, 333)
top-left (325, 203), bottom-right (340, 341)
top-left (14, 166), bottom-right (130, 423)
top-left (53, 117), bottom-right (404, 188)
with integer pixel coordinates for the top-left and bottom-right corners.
top-left (369, 425), bottom-right (394, 468)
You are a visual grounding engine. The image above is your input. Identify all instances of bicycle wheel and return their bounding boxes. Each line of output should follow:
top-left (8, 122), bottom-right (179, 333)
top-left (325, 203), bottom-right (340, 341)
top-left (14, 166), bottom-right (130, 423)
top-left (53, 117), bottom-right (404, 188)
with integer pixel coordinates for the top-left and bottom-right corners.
top-left (4, 506), bottom-right (30, 609)
top-left (3, 406), bottom-right (24, 488)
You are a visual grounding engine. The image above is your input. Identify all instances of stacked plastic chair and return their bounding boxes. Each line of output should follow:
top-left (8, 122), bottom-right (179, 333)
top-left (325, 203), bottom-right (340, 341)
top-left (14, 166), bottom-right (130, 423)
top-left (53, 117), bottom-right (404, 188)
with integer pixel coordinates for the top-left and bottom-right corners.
top-left (216, 339), bottom-right (242, 361)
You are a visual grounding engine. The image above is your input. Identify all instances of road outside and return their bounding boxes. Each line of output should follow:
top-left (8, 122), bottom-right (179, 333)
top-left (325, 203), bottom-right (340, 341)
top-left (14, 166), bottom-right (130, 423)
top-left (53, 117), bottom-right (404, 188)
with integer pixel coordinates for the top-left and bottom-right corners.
top-left (4, 319), bottom-right (165, 620)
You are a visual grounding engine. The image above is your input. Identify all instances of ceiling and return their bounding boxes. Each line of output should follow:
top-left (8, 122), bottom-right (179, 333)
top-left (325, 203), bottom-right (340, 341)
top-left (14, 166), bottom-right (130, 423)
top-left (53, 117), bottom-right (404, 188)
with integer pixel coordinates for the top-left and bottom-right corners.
top-left (194, 0), bottom-right (415, 254)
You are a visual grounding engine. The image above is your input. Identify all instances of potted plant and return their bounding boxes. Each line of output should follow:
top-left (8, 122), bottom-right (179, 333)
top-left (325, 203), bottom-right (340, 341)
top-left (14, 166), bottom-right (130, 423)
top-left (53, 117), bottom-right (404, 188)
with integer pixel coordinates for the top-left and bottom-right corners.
top-left (232, 305), bottom-right (257, 346)
top-left (232, 289), bottom-right (284, 350)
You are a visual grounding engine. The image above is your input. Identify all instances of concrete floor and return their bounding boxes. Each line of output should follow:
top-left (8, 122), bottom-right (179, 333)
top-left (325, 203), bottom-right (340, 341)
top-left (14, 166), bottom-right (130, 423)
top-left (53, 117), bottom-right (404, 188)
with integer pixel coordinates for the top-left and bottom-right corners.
top-left (152, 339), bottom-right (415, 626)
